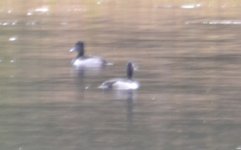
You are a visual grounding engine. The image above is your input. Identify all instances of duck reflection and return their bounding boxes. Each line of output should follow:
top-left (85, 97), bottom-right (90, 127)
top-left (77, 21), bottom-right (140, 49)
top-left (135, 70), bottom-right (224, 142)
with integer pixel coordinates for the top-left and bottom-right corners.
top-left (71, 68), bottom-right (103, 96)
top-left (113, 90), bottom-right (137, 129)
top-left (72, 66), bottom-right (104, 78)
top-left (126, 91), bottom-right (135, 128)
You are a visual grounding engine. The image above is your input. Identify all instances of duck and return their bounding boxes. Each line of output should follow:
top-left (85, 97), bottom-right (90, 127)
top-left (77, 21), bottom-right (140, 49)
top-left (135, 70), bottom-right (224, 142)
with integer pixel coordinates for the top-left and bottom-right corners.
top-left (98, 62), bottom-right (140, 90)
top-left (69, 41), bottom-right (111, 68)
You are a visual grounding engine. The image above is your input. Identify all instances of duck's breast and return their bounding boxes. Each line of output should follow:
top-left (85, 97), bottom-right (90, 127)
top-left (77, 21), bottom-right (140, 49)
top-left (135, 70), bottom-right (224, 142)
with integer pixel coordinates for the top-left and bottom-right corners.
top-left (72, 57), bottom-right (104, 68)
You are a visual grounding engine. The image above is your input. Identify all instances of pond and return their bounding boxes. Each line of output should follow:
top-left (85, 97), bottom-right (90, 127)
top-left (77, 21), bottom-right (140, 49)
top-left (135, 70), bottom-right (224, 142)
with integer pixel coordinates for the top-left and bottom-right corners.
top-left (0, 0), bottom-right (241, 150)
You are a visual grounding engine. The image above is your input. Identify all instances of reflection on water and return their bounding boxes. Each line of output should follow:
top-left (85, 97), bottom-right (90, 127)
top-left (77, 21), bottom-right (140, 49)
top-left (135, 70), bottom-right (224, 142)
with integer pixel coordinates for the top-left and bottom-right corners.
top-left (1, 0), bottom-right (241, 150)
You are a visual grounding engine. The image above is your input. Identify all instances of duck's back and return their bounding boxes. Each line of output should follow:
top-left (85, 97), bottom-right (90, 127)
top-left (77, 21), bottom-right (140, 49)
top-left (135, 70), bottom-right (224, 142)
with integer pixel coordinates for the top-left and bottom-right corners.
top-left (99, 78), bottom-right (139, 90)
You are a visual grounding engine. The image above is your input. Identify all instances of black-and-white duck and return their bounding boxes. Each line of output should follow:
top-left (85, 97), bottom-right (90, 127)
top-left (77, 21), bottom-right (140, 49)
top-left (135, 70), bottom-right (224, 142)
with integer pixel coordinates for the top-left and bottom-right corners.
top-left (99, 62), bottom-right (140, 90)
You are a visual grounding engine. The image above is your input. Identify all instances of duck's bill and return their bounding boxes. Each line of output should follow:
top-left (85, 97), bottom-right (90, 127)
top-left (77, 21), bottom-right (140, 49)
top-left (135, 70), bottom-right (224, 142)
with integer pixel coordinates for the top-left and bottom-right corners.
top-left (69, 47), bottom-right (76, 52)
top-left (98, 84), bottom-right (107, 89)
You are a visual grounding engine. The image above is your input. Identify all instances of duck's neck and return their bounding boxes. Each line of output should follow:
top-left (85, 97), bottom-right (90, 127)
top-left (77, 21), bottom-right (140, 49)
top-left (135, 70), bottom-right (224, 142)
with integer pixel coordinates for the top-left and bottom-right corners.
top-left (76, 48), bottom-right (85, 58)
top-left (77, 52), bottom-right (84, 58)
top-left (127, 63), bottom-right (133, 79)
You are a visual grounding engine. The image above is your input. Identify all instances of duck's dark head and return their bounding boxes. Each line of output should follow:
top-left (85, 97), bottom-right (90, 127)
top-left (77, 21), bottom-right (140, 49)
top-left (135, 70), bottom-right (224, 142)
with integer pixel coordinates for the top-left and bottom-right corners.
top-left (70, 41), bottom-right (85, 57)
top-left (127, 62), bottom-right (134, 79)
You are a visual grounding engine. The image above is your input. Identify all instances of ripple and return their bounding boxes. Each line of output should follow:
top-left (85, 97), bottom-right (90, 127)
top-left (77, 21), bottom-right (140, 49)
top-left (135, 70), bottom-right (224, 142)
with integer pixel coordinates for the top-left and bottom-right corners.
top-left (25, 21), bottom-right (37, 26)
top-left (186, 20), bottom-right (241, 25)
top-left (155, 3), bottom-right (202, 9)
top-left (97, 0), bottom-right (103, 5)
top-left (7, 9), bottom-right (13, 14)
top-left (9, 36), bottom-right (18, 41)
top-left (180, 3), bottom-right (202, 9)
top-left (236, 146), bottom-right (241, 150)
top-left (27, 6), bottom-right (49, 16)
top-left (10, 59), bottom-right (16, 63)
top-left (2, 22), bottom-right (9, 26)
top-left (34, 6), bottom-right (49, 13)
top-left (0, 20), bottom-right (18, 26)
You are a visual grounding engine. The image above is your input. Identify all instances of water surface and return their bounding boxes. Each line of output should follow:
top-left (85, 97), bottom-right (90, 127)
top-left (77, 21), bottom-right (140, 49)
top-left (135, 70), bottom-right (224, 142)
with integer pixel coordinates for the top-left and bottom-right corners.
top-left (1, 1), bottom-right (241, 150)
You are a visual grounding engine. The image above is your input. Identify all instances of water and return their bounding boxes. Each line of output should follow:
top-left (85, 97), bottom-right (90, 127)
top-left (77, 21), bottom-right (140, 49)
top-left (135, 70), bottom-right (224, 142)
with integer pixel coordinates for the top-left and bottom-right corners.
top-left (1, 1), bottom-right (241, 150)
